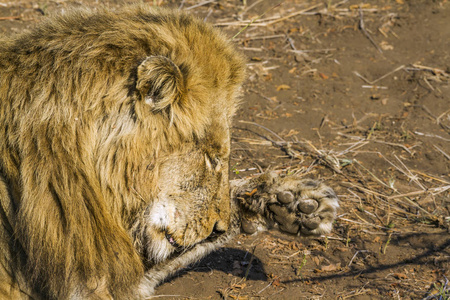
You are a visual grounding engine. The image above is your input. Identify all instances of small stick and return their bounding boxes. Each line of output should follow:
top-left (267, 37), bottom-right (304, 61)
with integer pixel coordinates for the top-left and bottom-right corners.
top-left (434, 145), bottom-right (450, 160)
top-left (354, 65), bottom-right (405, 85)
top-left (203, 8), bottom-right (213, 22)
top-left (185, 0), bottom-right (216, 11)
top-left (358, 7), bottom-right (382, 53)
top-left (288, 48), bottom-right (337, 53)
top-left (437, 109), bottom-right (450, 128)
top-left (387, 185), bottom-right (450, 200)
top-left (266, 3), bottom-right (323, 26)
top-left (286, 36), bottom-right (297, 50)
top-left (0, 16), bottom-right (20, 20)
top-left (215, 15), bottom-right (281, 26)
top-left (248, 89), bottom-right (280, 103)
top-left (410, 64), bottom-right (450, 76)
top-left (323, 235), bottom-right (349, 241)
top-left (218, 3), bottom-right (322, 27)
top-left (339, 217), bottom-right (400, 231)
top-left (412, 170), bottom-right (450, 185)
top-left (337, 140), bottom-right (369, 156)
top-left (394, 154), bottom-right (425, 190)
top-left (414, 131), bottom-right (450, 142)
top-left (422, 77), bottom-right (435, 91)
top-left (370, 139), bottom-right (416, 155)
top-left (240, 47), bottom-right (263, 51)
top-left (353, 160), bottom-right (392, 190)
top-left (239, 120), bottom-right (284, 142)
top-left (333, 113), bottom-right (380, 130)
top-left (231, 2), bottom-right (284, 40)
top-left (257, 281), bottom-right (272, 294)
top-left (178, 0), bottom-right (186, 9)
top-left (361, 85), bottom-right (387, 89)
top-left (240, 0), bottom-right (265, 16)
top-left (348, 250), bottom-right (369, 267)
top-left (215, 21), bottom-right (268, 27)
top-left (338, 132), bottom-right (417, 155)
top-left (234, 34), bottom-right (285, 42)
top-left (414, 105), bottom-right (450, 131)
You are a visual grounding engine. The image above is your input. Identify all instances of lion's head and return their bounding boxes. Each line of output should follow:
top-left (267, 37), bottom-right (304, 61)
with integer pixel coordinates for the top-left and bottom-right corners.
top-left (127, 54), bottom-right (237, 262)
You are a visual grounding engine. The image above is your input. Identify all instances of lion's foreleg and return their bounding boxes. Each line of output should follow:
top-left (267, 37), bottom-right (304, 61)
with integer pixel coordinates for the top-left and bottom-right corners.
top-left (137, 241), bottom-right (218, 298)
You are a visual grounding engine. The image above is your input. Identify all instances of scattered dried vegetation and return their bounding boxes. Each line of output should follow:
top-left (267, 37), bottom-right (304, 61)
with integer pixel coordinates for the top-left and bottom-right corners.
top-left (1, 0), bottom-right (448, 299)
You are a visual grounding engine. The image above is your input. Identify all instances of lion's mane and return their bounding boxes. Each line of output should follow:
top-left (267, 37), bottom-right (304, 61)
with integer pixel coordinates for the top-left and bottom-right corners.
top-left (0, 5), bottom-right (245, 299)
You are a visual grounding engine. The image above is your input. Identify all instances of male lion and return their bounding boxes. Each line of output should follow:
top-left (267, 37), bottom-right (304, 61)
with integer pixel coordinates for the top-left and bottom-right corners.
top-left (0, 5), bottom-right (339, 299)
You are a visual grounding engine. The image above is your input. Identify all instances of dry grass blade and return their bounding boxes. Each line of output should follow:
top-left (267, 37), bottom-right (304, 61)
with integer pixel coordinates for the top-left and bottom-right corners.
top-left (352, 160), bottom-right (393, 190)
top-left (336, 140), bottom-right (369, 156)
top-left (238, 120), bottom-right (284, 142)
top-left (433, 145), bottom-right (450, 160)
top-left (265, 3), bottom-right (323, 26)
top-left (234, 34), bottom-right (285, 42)
top-left (288, 48), bottom-right (337, 54)
top-left (0, 16), bottom-right (20, 20)
top-left (353, 65), bottom-right (405, 85)
top-left (302, 141), bottom-right (342, 173)
top-left (414, 131), bottom-right (450, 142)
top-left (237, 121), bottom-right (344, 173)
top-left (231, 2), bottom-right (284, 40)
top-left (239, 0), bottom-right (265, 16)
top-left (184, 0), bottom-right (216, 10)
top-left (387, 185), bottom-right (450, 200)
top-left (341, 182), bottom-right (386, 198)
top-left (411, 170), bottom-right (450, 185)
top-left (358, 7), bottom-right (382, 53)
top-left (408, 64), bottom-right (450, 81)
top-left (339, 217), bottom-right (400, 231)
top-left (375, 153), bottom-right (425, 190)
top-left (337, 132), bottom-right (415, 155)
top-left (348, 250), bottom-right (369, 267)
top-left (393, 155), bottom-right (426, 190)
top-left (216, 3), bottom-right (322, 27)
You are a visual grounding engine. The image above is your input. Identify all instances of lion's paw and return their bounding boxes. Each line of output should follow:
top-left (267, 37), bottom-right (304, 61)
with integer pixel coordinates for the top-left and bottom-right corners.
top-left (267, 177), bottom-right (339, 235)
top-left (235, 172), bottom-right (339, 236)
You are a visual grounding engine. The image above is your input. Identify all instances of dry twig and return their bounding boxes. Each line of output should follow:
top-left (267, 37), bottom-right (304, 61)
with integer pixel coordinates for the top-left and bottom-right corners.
top-left (353, 65), bottom-right (405, 85)
top-left (184, 0), bottom-right (217, 10)
top-left (0, 16), bottom-right (20, 20)
top-left (358, 7), bottom-right (382, 53)
top-left (216, 3), bottom-right (322, 27)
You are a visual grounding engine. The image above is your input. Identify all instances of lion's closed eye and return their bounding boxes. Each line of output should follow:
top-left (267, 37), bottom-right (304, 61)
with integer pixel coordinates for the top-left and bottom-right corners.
top-left (204, 154), bottom-right (222, 172)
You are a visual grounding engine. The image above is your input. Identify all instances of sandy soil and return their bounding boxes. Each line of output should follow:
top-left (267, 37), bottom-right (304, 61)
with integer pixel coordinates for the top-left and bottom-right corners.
top-left (1, 0), bottom-right (449, 299)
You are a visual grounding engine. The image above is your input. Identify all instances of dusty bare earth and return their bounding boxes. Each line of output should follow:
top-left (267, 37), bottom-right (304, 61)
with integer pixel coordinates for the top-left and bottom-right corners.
top-left (1, 0), bottom-right (449, 299)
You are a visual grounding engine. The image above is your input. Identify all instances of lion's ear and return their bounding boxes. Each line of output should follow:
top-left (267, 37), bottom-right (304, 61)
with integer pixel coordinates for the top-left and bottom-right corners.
top-left (136, 56), bottom-right (184, 111)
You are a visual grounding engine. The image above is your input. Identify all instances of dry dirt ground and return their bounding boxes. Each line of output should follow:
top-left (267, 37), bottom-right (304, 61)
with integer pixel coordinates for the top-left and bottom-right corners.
top-left (1, 0), bottom-right (449, 299)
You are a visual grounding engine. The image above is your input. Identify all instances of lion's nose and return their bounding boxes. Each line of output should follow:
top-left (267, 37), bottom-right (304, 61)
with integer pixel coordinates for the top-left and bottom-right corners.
top-left (207, 221), bottom-right (227, 240)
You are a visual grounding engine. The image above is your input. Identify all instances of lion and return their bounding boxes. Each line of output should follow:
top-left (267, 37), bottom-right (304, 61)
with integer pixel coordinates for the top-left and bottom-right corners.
top-left (0, 5), bottom-right (339, 299)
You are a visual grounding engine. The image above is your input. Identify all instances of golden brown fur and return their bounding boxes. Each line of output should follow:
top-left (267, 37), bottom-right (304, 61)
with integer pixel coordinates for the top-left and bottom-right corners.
top-left (0, 5), bottom-right (244, 299)
top-left (0, 5), bottom-right (338, 299)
